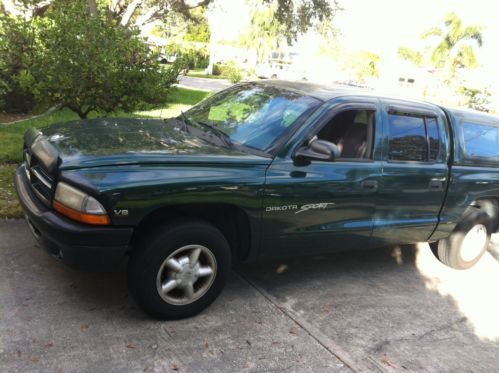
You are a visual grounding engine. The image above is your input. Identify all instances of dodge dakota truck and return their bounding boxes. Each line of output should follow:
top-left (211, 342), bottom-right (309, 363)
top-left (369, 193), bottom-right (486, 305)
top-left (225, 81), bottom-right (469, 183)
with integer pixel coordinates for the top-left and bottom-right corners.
top-left (15, 81), bottom-right (499, 319)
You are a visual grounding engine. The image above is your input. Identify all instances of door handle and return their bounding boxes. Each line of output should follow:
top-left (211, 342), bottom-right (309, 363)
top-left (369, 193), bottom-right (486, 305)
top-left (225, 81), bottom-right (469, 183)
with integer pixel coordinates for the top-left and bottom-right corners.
top-left (361, 180), bottom-right (378, 191)
top-left (429, 178), bottom-right (446, 190)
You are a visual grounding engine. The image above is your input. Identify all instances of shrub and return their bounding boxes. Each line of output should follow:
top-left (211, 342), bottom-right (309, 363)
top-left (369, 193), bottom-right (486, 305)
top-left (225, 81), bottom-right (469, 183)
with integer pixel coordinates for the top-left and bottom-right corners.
top-left (138, 58), bottom-right (187, 106)
top-left (0, 77), bottom-right (8, 110)
top-left (460, 86), bottom-right (492, 113)
top-left (165, 42), bottom-right (209, 70)
top-left (1, 1), bottom-right (186, 118)
top-left (211, 64), bottom-right (222, 76)
top-left (0, 16), bottom-right (38, 113)
top-left (184, 48), bottom-right (209, 69)
top-left (165, 42), bottom-right (183, 59)
top-left (30, 0), bottom-right (185, 118)
top-left (214, 61), bottom-right (244, 83)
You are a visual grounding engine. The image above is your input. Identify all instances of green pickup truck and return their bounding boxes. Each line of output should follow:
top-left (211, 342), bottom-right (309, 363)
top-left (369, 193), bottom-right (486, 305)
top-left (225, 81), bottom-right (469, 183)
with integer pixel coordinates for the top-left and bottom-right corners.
top-left (15, 81), bottom-right (499, 319)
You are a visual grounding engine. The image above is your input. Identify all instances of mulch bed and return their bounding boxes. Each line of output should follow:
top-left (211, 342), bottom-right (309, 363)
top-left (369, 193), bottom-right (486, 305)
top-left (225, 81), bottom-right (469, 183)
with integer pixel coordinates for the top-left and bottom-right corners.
top-left (0, 112), bottom-right (35, 124)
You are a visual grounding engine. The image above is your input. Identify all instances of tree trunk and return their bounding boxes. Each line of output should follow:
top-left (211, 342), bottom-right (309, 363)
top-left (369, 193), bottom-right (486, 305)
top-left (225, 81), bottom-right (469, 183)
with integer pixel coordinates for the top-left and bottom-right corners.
top-left (67, 104), bottom-right (87, 119)
top-left (120, 0), bottom-right (142, 26)
top-left (87, 0), bottom-right (97, 17)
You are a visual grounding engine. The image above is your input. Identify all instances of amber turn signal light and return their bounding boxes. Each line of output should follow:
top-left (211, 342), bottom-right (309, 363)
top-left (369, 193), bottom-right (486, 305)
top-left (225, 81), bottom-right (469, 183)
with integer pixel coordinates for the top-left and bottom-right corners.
top-left (53, 200), bottom-right (110, 225)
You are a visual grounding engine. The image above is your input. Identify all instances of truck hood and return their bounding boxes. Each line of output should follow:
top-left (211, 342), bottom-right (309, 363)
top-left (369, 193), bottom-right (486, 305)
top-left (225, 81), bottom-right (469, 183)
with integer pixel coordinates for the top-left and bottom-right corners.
top-left (37, 118), bottom-right (270, 170)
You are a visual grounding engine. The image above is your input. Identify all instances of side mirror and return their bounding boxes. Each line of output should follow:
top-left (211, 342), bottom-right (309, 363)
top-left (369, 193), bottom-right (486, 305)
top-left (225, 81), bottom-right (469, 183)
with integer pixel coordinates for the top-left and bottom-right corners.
top-left (294, 139), bottom-right (340, 163)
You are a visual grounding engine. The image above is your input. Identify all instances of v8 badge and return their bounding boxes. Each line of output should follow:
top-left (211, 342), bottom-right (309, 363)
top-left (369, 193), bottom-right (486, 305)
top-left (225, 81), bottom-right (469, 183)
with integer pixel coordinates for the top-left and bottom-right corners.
top-left (114, 209), bottom-right (129, 217)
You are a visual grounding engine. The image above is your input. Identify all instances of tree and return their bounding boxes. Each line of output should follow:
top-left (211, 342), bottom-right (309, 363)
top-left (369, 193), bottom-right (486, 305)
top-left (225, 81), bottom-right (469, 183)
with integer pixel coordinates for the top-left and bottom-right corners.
top-left (28, 0), bottom-right (184, 118)
top-left (239, 0), bottom-right (340, 65)
top-left (399, 13), bottom-right (483, 73)
top-left (422, 13), bottom-right (482, 70)
top-left (263, 0), bottom-right (339, 43)
top-left (240, 3), bottom-right (284, 64)
top-left (4, 0), bottom-right (332, 73)
top-left (460, 87), bottom-right (492, 112)
top-left (1, 0), bottom-right (52, 19)
top-left (0, 15), bottom-right (38, 112)
top-left (3, 0), bottom-right (338, 41)
top-left (348, 51), bottom-right (380, 84)
top-left (183, 7), bottom-right (210, 42)
top-left (397, 46), bottom-right (423, 66)
top-left (1, 0), bottom-right (211, 27)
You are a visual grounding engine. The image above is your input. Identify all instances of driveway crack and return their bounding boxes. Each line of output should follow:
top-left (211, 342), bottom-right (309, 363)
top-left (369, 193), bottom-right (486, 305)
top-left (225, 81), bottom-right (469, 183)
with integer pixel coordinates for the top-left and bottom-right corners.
top-left (372, 316), bottom-right (467, 353)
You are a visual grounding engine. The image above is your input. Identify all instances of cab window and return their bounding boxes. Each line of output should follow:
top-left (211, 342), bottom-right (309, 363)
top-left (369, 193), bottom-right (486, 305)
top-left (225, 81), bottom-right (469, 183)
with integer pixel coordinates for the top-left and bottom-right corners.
top-left (316, 109), bottom-right (375, 160)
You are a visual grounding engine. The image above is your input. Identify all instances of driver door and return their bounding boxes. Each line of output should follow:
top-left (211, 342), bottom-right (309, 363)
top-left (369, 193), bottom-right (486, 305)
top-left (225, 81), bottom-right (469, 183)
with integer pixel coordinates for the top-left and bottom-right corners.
top-left (261, 100), bottom-right (383, 257)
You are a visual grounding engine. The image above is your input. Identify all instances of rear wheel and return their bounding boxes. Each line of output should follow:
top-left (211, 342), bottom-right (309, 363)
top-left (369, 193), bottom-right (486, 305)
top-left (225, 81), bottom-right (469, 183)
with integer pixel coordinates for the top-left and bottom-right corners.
top-left (431, 209), bottom-right (491, 270)
top-left (127, 220), bottom-right (231, 319)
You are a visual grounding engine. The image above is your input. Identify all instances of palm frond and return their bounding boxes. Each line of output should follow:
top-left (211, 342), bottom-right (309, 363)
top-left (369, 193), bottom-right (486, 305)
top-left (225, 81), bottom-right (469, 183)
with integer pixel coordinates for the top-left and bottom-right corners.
top-left (398, 46), bottom-right (423, 65)
top-left (431, 42), bottom-right (449, 68)
top-left (421, 27), bottom-right (442, 39)
top-left (445, 13), bottom-right (463, 45)
top-left (454, 44), bottom-right (478, 68)
top-left (461, 25), bottom-right (483, 47)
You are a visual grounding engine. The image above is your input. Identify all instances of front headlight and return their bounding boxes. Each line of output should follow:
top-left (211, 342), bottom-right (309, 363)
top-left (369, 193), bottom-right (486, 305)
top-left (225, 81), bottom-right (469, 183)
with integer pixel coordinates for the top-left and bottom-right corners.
top-left (53, 182), bottom-right (110, 225)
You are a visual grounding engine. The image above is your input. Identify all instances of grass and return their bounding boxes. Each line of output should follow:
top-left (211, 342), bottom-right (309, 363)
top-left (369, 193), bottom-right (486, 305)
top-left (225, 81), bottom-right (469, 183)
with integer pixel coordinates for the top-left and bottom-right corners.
top-left (0, 165), bottom-right (20, 219)
top-left (0, 87), bottom-right (211, 163)
top-left (0, 87), bottom-right (210, 219)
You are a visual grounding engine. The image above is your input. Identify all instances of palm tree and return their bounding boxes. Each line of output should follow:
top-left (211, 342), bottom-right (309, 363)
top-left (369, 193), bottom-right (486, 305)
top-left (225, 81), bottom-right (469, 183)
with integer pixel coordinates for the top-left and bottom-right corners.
top-left (422, 12), bottom-right (483, 71)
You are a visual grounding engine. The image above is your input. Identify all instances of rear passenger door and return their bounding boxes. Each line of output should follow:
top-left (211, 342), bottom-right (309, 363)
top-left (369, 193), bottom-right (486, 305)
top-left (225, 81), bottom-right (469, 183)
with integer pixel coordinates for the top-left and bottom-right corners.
top-left (371, 101), bottom-right (450, 245)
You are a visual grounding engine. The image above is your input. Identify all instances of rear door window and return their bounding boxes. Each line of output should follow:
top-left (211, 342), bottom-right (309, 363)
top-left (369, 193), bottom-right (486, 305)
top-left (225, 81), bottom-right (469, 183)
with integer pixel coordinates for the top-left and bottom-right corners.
top-left (426, 117), bottom-right (440, 161)
top-left (387, 114), bottom-right (427, 161)
top-left (462, 121), bottom-right (499, 158)
top-left (387, 113), bottom-right (442, 162)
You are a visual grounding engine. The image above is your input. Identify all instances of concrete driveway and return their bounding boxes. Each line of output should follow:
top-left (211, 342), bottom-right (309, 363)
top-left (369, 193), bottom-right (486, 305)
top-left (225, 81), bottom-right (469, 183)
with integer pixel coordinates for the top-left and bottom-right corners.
top-left (1, 219), bottom-right (499, 372)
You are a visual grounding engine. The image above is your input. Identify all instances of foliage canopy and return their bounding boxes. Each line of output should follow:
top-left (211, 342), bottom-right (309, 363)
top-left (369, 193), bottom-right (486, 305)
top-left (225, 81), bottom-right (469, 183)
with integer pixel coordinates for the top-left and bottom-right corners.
top-left (0, 0), bottom-right (186, 117)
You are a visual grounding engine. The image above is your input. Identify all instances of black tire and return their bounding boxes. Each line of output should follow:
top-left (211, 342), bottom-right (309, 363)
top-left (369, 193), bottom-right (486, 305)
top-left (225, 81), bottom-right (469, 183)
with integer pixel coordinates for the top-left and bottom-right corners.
top-left (431, 209), bottom-right (491, 270)
top-left (127, 219), bottom-right (231, 320)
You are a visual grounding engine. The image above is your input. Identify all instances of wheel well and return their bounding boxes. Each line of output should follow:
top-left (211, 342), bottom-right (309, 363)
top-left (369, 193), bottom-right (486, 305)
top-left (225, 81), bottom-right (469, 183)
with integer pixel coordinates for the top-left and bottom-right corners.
top-left (130, 203), bottom-right (252, 261)
top-left (470, 198), bottom-right (499, 231)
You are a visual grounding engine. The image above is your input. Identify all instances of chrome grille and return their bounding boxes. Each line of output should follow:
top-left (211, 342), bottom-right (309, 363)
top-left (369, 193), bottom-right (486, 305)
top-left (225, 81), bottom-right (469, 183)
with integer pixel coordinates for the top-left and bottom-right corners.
top-left (24, 149), bottom-right (54, 206)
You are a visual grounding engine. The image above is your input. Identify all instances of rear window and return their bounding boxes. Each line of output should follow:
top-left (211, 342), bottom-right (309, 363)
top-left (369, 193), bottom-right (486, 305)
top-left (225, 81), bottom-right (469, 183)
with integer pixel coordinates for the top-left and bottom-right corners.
top-left (462, 121), bottom-right (499, 158)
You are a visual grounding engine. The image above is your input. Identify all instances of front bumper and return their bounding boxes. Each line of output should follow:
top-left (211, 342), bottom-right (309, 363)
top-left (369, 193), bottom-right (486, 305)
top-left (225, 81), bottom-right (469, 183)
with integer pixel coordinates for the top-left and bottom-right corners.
top-left (14, 164), bottom-right (133, 271)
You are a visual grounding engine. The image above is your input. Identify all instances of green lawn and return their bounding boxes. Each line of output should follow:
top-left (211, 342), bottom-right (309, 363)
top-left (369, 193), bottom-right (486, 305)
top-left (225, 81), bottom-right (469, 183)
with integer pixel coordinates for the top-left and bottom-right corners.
top-left (0, 165), bottom-right (21, 219)
top-left (0, 87), bottom-right (210, 219)
top-left (0, 87), bottom-right (210, 163)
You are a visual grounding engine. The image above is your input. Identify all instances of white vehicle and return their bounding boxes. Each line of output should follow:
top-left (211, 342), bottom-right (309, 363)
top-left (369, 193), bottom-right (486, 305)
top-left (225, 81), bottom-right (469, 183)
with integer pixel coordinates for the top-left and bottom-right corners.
top-left (256, 61), bottom-right (307, 81)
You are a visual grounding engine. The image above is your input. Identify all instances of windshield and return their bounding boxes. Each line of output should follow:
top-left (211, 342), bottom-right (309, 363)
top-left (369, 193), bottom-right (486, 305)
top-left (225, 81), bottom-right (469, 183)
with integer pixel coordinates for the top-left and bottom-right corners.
top-left (184, 83), bottom-right (321, 152)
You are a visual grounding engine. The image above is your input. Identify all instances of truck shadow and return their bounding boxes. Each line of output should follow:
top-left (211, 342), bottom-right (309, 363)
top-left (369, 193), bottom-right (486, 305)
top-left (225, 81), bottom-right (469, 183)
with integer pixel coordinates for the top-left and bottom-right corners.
top-left (237, 243), bottom-right (499, 371)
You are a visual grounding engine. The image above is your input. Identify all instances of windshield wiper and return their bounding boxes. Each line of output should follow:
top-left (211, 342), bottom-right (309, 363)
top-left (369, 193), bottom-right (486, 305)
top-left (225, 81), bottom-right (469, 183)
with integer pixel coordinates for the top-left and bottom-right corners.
top-left (195, 120), bottom-right (233, 149)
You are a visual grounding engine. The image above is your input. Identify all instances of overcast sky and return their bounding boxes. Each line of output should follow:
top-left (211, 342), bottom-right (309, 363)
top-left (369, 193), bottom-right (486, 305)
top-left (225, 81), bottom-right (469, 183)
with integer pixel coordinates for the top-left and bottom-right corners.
top-left (213, 0), bottom-right (498, 66)
top-left (336, 0), bottom-right (498, 68)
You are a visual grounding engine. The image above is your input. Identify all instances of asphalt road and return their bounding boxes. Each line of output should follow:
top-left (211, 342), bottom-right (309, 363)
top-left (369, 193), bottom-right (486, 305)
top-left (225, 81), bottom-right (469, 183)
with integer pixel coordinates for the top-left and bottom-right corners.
top-left (1, 219), bottom-right (499, 372)
top-left (177, 75), bottom-right (231, 92)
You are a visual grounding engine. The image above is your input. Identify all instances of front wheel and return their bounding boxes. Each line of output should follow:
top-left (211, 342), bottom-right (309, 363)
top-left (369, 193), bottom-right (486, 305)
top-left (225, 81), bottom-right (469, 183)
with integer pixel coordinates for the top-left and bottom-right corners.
top-left (431, 209), bottom-right (491, 270)
top-left (127, 220), bottom-right (231, 319)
